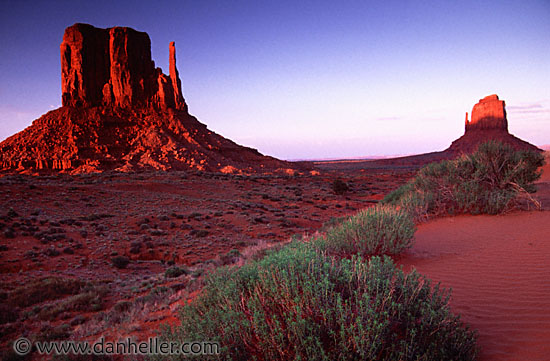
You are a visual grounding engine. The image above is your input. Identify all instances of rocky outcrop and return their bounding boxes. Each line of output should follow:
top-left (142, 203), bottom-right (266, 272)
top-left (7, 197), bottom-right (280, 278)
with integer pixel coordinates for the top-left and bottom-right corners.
top-left (0, 107), bottom-right (294, 173)
top-left (0, 23), bottom-right (299, 174)
top-left (465, 94), bottom-right (507, 132)
top-left (448, 94), bottom-right (540, 154)
top-left (60, 23), bottom-right (185, 110)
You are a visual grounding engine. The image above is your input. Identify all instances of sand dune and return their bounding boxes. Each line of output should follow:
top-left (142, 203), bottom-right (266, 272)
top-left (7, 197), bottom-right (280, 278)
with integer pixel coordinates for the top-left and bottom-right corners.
top-left (399, 210), bottom-right (550, 360)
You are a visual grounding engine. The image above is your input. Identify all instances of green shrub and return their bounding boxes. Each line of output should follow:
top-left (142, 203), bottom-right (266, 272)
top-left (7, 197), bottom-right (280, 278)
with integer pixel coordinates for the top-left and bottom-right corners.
top-left (320, 215), bottom-right (348, 232)
top-left (160, 242), bottom-right (476, 360)
top-left (383, 141), bottom-right (544, 219)
top-left (316, 205), bottom-right (415, 257)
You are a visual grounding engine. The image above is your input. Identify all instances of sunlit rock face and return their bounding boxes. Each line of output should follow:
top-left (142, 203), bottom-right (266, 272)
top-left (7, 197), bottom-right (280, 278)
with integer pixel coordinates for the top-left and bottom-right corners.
top-left (465, 94), bottom-right (507, 132)
top-left (60, 23), bottom-right (186, 111)
top-left (0, 23), bottom-right (296, 174)
top-left (448, 94), bottom-right (540, 154)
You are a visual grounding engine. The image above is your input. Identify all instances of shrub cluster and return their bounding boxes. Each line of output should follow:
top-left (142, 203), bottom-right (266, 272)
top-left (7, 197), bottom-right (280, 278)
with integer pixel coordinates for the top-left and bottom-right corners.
top-left (331, 179), bottom-right (350, 195)
top-left (315, 205), bottom-right (415, 257)
top-left (383, 141), bottom-right (544, 220)
top-left (111, 255), bottom-right (130, 269)
top-left (6, 277), bottom-right (84, 308)
top-left (165, 266), bottom-right (189, 278)
top-left (153, 145), bottom-right (541, 359)
top-left (161, 241), bottom-right (476, 360)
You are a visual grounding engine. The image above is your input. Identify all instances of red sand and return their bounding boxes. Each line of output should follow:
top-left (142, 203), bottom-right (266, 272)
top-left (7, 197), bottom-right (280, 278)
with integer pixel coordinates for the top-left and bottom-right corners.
top-left (399, 211), bottom-right (550, 360)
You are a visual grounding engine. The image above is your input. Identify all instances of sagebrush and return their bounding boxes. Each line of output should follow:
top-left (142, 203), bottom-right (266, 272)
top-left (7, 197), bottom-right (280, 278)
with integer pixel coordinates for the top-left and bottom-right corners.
top-left (160, 242), bottom-right (477, 360)
top-left (315, 205), bottom-right (415, 257)
top-left (383, 141), bottom-right (544, 220)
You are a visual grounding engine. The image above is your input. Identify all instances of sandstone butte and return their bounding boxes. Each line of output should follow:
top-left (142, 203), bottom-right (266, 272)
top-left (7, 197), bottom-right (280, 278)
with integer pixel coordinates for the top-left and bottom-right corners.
top-left (446, 94), bottom-right (540, 154)
top-left (0, 23), bottom-right (297, 174)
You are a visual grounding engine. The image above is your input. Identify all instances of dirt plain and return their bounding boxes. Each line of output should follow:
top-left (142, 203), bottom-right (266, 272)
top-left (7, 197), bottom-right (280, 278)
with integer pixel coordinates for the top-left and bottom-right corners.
top-left (0, 163), bottom-right (415, 356)
top-left (0, 156), bottom-right (548, 360)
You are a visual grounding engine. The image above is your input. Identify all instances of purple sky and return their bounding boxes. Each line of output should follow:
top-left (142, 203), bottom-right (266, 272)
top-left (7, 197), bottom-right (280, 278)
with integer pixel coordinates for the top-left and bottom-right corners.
top-left (1, 0), bottom-right (549, 159)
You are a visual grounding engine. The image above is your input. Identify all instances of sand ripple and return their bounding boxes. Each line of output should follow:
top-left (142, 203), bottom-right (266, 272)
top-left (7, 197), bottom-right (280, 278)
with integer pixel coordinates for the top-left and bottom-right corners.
top-left (399, 211), bottom-right (550, 360)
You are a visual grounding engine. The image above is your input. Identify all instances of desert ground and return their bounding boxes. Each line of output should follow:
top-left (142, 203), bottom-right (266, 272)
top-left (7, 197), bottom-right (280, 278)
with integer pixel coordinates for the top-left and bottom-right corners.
top-left (1, 156), bottom-right (548, 360)
top-left (0, 163), bottom-right (415, 355)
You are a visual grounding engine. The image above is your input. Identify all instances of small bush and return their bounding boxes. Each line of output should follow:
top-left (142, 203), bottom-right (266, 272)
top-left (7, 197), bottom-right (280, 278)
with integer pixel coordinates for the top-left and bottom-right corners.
top-left (165, 266), bottom-right (189, 278)
top-left (219, 249), bottom-right (241, 265)
top-left (383, 141), bottom-right (545, 219)
top-left (331, 178), bottom-right (350, 195)
top-left (161, 242), bottom-right (476, 360)
top-left (316, 205), bottom-right (415, 257)
top-left (111, 256), bottom-right (130, 269)
top-left (320, 215), bottom-right (347, 232)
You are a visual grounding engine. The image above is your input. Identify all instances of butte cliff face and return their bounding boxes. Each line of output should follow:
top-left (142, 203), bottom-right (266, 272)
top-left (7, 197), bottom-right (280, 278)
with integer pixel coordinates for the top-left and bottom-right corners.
top-left (0, 23), bottom-right (295, 174)
top-left (447, 94), bottom-right (540, 154)
top-left (60, 23), bottom-right (185, 110)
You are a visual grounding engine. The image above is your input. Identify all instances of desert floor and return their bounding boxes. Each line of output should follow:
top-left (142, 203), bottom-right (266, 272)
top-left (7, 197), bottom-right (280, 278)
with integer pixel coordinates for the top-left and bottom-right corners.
top-left (0, 166), bottom-right (414, 352)
top-left (1, 159), bottom-right (548, 360)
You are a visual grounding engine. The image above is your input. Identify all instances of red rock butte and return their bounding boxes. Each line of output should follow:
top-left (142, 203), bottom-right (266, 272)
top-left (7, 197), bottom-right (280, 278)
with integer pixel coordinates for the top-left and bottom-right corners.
top-left (447, 94), bottom-right (540, 154)
top-left (465, 94), bottom-right (507, 132)
top-left (60, 24), bottom-right (185, 110)
top-left (0, 23), bottom-right (298, 174)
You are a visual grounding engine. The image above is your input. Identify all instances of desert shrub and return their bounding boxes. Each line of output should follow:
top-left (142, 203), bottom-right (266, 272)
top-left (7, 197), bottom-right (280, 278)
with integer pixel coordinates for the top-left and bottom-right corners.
top-left (7, 277), bottom-right (84, 308)
top-left (136, 286), bottom-right (172, 305)
top-left (111, 256), bottom-right (130, 269)
top-left (38, 289), bottom-right (105, 320)
top-left (331, 178), bottom-right (350, 195)
top-left (165, 266), bottom-right (189, 278)
top-left (320, 215), bottom-right (348, 231)
top-left (219, 249), bottom-right (241, 265)
top-left (160, 242), bottom-right (476, 360)
top-left (113, 300), bottom-right (132, 313)
top-left (316, 205), bottom-right (415, 257)
top-left (383, 141), bottom-right (544, 219)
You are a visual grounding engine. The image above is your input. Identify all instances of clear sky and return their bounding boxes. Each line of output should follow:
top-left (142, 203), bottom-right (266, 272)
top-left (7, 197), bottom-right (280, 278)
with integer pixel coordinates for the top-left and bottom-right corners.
top-left (1, 0), bottom-right (549, 159)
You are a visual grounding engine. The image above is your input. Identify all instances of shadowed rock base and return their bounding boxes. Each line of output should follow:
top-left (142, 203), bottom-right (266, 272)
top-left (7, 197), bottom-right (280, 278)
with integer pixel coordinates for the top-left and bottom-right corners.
top-left (0, 107), bottom-right (294, 174)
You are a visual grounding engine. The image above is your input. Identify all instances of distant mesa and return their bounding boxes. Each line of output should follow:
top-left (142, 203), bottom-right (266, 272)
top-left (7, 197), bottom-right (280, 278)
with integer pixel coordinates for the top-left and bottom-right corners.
top-left (0, 23), bottom-right (297, 174)
top-left (348, 94), bottom-right (542, 170)
top-left (446, 94), bottom-right (540, 154)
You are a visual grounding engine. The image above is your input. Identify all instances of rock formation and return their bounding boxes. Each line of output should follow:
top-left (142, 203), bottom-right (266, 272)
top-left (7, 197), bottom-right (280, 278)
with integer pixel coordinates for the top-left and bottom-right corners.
top-left (60, 23), bottom-right (185, 110)
top-left (0, 23), bottom-right (298, 174)
top-left (465, 94), bottom-right (507, 132)
top-left (447, 94), bottom-right (540, 154)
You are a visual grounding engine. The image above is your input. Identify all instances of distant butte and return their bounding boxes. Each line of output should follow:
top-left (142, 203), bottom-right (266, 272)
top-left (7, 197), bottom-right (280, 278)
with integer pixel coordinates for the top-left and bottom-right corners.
top-left (0, 23), bottom-right (298, 174)
top-left (446, 94), bottom-right (541, 154)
